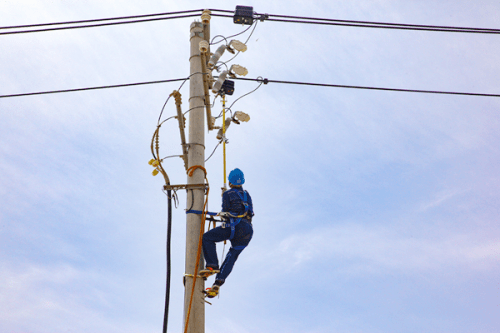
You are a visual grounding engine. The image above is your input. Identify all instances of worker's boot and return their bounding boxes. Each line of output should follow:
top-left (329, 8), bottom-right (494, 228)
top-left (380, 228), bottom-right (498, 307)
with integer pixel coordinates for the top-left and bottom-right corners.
top-left (199, 267), bottom-right (220, 278)
top-left (205, 283), bottom-right (220, 298)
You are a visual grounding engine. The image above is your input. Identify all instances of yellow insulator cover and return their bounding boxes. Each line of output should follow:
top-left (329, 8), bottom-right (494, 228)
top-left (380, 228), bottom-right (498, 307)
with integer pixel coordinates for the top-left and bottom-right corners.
top-left (152, 169), bottom-right (159, 176)
top-left (152, 160), bottom-right (160, 167)
top-left (148, 159), bottom-right (155, 165)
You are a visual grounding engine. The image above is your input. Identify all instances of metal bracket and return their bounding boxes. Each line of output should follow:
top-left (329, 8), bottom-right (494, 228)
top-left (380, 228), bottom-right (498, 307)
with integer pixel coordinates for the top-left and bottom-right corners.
top-left (163, 183), bottom-right (208, 191)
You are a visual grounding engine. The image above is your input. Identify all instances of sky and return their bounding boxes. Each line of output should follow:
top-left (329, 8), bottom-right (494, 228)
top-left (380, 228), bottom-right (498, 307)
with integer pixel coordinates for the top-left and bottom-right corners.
top-left (1, 1), bottom-right (499, 332)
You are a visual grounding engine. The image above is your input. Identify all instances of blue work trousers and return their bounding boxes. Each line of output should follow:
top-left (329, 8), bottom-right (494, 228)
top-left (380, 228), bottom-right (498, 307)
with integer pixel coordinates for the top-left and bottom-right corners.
top-left (202, 219), bottom-right (253, 284)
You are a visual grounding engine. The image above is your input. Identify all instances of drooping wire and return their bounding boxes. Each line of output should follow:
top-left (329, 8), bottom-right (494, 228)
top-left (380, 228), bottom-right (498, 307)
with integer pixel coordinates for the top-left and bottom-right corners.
top-left (215, 77), bottom-right (264, 119)
top-left (207, 79), bottom-right (263, 164)
top-left (218, 20), bottom-right (259, 67)
top-left (205, 140), bottom-right (223, 162)
top-left (226, 77), bottom-right (264, 114)
top-left (161, 154), bottom-right (183, 160)
top-left (157, 75), bottom-right (191, 124)
top-left (210, 21), bottom-right (256, 45)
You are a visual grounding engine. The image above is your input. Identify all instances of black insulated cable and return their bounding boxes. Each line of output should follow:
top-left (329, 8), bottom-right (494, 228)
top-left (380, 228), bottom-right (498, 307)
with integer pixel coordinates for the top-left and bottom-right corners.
top-left (0, 78), bottom-right (188, 99)
top-left (163, 188), bottom-right (173, 333)
top-left (0, 14), bottom-right (201, 36)
top-left (266, 13), bottom-right (500, 34)
top-left (0, 9), bottom-right (205, 30)
top-left (234, 77), bottom-right (500, 98)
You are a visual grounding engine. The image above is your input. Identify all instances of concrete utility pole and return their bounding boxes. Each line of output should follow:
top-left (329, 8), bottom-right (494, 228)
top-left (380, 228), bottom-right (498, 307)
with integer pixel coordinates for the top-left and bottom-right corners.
top-left (183, 12), bottom-right (210, 333)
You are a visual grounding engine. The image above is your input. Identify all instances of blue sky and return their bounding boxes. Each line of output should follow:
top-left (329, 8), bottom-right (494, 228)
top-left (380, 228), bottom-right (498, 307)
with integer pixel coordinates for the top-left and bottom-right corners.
top-left (1, 1), bottom-right (499, 332)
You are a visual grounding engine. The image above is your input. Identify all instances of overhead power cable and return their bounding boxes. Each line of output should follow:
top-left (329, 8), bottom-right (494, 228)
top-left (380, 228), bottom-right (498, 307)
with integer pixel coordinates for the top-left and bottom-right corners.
top-left (1, 77), bottom-right (499, 99)
top-left (0, 14), bottom-right (199, 35)
top-left (211, 12), bottom-right (500, 35)
top-left (2, 8), bottom-right (499, 36)
top-left (233, 77), bottom-right (500, 98)
top-left (268, 13), bottom-right (500, 33)
top-left (0, 78), bottom-right (188, 98)
top-left (0, 8), bottom-right (230, 35)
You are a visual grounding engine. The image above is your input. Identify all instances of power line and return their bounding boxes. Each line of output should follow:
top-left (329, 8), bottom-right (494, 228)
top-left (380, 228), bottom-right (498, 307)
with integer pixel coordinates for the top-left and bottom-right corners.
top-left (1, 8), bottom-right (499, 36)
top-left (268, 13), bottom-right (500, 33)
top-left (0, 9), bottom-right (231, 36)
top-left (0, 9), bottom-right (203, 30)
top-left (1, 77), bottom-right (499, 99)
top-left (0, 78), bottom-right (188, 98)
top-left (234, 77), bottom-right (500, 98)
top-left (263, 17), bottom-right (500, 34)
top-left (0, 14), bottom-right (200, 35)
top-left (211, 12), bottom-right (500, 35)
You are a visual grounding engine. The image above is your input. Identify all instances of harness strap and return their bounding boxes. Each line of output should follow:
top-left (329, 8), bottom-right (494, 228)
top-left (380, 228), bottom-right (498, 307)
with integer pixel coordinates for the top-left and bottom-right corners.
top-left (227, 190), bottom-right (250, 240)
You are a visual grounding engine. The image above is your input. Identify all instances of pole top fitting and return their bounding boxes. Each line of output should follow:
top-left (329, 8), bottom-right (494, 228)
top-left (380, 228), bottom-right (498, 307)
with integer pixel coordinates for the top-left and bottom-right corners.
top-left (201, 9), bottom-right (211, 24)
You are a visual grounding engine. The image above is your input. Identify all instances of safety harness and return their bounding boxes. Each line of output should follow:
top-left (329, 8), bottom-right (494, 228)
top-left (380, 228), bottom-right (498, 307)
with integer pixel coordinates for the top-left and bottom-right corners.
top-left (187, 189), bottom-right (250, 250)
top-left (226, 190), bottom-right (250, 239)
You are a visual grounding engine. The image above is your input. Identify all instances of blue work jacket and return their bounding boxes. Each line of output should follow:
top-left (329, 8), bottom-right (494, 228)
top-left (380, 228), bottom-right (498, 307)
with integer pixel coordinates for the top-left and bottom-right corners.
top-left (222, 187), bottom-right (254, 219)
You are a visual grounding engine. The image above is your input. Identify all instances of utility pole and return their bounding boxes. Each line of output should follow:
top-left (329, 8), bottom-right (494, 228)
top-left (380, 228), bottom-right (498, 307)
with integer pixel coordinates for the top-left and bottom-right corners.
top-left (183, 11), bottom-right (211, 333)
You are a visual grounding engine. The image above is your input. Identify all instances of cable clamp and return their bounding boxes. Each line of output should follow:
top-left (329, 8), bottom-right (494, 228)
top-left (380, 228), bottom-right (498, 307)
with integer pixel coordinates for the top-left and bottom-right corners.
top-left (184, 273), bottom-right (203, 279)
top-left (256, 13), bottom-right (269, 22)
top-left (257, 77), bottom-right (269, 85)
top-left (163, 183), bottom-right (207, 191)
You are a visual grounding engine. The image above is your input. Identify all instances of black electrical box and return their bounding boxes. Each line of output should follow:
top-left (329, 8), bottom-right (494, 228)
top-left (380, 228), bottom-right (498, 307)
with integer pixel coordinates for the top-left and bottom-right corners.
top-left (234, 5), bottom-right (254, 25)
top-left (221, 80), bottom-right (235, 95)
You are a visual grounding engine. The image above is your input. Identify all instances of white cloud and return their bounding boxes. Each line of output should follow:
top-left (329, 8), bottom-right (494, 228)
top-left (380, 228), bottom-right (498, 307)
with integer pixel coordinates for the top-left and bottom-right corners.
top-left (255, 223), bottom-right (500, 277)
top-left (0, 261), bottom-right (157, 333)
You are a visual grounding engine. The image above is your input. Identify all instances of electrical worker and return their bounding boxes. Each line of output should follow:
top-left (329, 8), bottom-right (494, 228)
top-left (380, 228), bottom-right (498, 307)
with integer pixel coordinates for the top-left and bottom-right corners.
top-left (199, 168), bottom-right (254, 298)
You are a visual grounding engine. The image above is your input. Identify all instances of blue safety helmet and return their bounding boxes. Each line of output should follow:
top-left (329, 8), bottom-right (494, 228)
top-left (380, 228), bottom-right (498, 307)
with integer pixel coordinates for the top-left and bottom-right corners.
top-left (228, 168), bottom-right (245, 185)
